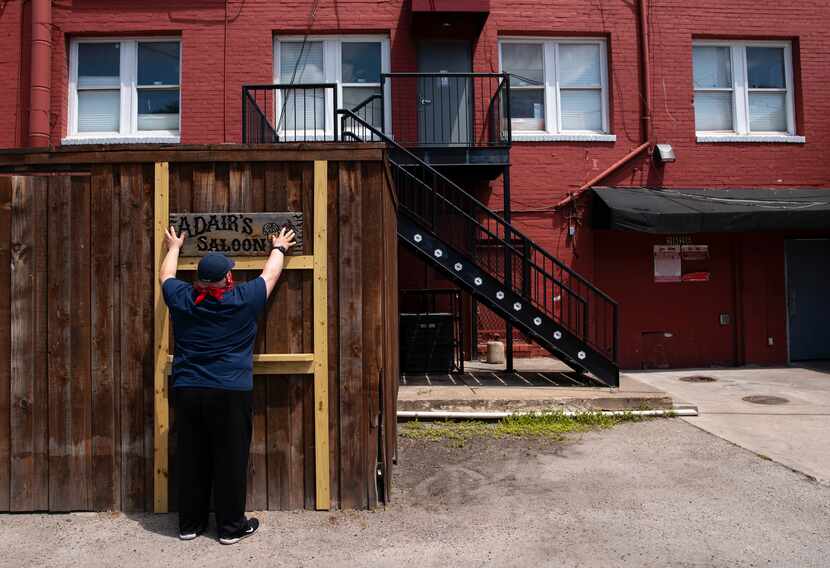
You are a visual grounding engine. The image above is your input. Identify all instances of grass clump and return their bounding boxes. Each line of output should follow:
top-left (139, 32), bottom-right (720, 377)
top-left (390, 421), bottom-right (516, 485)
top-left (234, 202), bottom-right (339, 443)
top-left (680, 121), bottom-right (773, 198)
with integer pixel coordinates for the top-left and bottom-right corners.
top-left (401, 410), bottom-right (650, 446)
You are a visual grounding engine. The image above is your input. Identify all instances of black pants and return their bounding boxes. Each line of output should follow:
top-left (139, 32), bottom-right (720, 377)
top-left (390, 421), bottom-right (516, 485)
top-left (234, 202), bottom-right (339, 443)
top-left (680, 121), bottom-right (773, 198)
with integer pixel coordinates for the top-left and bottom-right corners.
top-left (174, 387), bottom-right (252, 537)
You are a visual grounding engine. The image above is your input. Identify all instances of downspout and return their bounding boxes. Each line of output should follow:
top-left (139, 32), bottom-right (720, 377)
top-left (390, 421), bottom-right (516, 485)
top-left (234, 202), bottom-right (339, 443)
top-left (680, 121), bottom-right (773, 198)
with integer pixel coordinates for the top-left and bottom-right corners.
top-left (554, 0), bottom-right (653, 209)
top-left (29, 0), bottom-right (52, 147)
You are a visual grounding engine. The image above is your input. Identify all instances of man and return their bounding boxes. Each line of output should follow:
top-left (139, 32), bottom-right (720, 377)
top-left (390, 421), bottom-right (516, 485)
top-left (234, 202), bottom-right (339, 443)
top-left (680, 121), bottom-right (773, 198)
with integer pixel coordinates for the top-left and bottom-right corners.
top-left (159, 225), bottom-right (296, 545)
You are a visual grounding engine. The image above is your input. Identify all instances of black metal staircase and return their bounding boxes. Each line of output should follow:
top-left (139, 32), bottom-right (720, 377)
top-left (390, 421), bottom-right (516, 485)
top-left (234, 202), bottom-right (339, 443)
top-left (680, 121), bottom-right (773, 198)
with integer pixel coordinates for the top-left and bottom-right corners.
top-left (240, 85), bottom-right (620, 386)
top-left (338, 110), bottom-right (620, 386)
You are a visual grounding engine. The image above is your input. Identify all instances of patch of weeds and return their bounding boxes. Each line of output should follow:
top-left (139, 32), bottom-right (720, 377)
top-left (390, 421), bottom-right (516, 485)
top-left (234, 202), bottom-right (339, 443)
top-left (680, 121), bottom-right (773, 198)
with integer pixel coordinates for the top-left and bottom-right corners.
top-left (401, 419), bottom-right (493, 447)
top-left (400, 410), bottom-right (653, 446)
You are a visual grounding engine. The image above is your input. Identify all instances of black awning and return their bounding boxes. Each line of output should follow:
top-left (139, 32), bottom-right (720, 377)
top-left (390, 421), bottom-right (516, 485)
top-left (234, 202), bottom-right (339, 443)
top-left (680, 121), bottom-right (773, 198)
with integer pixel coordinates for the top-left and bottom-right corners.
top-left (592, 187), bottom-right (830, 233)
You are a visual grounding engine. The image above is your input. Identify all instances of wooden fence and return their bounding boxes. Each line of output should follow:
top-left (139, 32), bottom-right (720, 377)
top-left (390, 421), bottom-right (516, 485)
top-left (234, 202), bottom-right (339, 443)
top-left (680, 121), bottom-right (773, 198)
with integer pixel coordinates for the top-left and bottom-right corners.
top-left (0, 144), bottom-right (398, 512)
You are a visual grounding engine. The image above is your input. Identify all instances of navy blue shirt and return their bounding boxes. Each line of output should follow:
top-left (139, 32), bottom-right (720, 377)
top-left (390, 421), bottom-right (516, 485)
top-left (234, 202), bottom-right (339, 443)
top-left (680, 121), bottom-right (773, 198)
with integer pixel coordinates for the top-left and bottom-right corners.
top-left (163, 277), bottom-right (267, 391)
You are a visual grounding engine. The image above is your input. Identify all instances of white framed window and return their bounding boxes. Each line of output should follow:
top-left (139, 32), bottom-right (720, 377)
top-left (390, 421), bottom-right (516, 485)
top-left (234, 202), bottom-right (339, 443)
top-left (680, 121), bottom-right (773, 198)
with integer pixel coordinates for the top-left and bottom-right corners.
top-left (693, 40), bottom-right (803, 143)
top-left (274, 35), bottom-right (390, 139)
top-left (66, 37), bottom-right (181, 144)
top-left (499, 38), bottom-right (613, 142)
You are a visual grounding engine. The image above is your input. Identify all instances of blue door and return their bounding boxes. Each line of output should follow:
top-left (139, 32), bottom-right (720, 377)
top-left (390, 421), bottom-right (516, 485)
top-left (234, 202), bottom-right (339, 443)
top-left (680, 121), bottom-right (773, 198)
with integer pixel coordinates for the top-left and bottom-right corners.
top-left (786, 239), bottom-right (830, 361)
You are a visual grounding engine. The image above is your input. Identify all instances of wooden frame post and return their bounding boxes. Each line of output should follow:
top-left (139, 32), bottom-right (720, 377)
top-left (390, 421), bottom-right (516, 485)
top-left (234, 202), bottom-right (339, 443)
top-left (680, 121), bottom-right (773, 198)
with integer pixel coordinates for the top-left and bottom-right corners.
top-left (312, 160), bottom-right (330, 510)
top-left (153, 162), bottom-right (171, 513)
top-left (153, 160), bottom-right (331, 513)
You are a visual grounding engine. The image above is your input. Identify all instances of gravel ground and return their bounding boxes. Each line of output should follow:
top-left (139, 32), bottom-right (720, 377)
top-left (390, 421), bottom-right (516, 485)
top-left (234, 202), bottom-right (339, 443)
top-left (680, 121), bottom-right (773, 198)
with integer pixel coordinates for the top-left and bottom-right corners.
top-left (1, 419), bottom-right (828, 568)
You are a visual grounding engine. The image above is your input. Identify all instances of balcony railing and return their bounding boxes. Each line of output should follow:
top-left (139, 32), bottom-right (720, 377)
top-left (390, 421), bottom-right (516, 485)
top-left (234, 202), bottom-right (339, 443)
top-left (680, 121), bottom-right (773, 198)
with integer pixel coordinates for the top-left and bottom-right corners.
top-left (380, 72), bottom-right (511, 148)
top-left (242, 83), bottom-right (338, 143)
top-left (242, 74), bottom-right (511, 149)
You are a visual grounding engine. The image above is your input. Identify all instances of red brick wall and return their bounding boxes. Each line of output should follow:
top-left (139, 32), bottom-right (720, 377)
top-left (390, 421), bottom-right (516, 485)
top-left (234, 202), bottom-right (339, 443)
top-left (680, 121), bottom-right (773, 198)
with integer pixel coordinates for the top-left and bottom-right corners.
top-left (3, 0), bottom-right (828, 367)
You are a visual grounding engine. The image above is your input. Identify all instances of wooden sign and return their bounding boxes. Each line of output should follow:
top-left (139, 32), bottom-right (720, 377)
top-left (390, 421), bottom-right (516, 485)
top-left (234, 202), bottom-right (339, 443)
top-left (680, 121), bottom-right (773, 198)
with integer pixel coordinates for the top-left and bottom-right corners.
top-left (169, 212), bottom-right (304, 256)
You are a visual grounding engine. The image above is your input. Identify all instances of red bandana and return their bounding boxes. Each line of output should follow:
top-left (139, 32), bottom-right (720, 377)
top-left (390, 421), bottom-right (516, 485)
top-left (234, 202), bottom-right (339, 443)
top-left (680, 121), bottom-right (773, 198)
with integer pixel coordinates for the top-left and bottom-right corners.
top-left (193, 272), bottom-right (235, 305)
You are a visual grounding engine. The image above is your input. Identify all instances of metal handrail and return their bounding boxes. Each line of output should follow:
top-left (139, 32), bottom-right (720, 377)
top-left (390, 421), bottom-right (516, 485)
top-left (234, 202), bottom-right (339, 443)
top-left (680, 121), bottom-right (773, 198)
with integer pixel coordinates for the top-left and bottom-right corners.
top-left (242, 83), bottom-right (338, 143)
top-left (336, 108), bottom-right (617, 307)
top-left (382, 72), bottom-right (508, 78)
top-left (338, 109), bottom-right (618, 359)
top-left (380, 72), bottom-right (511, 148)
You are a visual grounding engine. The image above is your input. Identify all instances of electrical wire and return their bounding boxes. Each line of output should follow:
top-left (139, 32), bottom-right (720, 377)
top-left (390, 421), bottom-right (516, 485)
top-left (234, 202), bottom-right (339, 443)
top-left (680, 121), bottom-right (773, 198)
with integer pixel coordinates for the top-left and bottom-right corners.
top-left (276, 0), bottom-right (322, 130)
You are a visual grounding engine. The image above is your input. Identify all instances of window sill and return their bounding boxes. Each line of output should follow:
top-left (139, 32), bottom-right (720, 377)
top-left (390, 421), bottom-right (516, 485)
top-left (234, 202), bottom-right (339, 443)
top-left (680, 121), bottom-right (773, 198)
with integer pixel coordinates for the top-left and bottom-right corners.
top-left (61, 135), bottom-right (181, 145)
top-left (696, 134), bottom-right (805, 144)
top-left (512, 133), bottom-right (617, 143)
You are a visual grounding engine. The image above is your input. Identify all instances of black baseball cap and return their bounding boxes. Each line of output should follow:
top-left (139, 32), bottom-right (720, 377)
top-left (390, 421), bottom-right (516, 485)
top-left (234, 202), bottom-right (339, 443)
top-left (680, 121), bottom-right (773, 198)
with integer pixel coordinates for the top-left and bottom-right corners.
top-left (197, 253), bottom-right (235, 282)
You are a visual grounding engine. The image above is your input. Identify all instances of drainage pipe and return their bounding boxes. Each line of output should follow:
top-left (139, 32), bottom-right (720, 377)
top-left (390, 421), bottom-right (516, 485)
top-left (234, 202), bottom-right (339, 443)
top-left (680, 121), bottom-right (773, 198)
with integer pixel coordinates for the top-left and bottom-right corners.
top-left (29, 0), bottom-right (52, 147)
top-left (397, 408), bottom-right (699, 420)
top-left (554, 0), bottom-right (654, 210)
top-left (554, 141), bottom-right (650, 209)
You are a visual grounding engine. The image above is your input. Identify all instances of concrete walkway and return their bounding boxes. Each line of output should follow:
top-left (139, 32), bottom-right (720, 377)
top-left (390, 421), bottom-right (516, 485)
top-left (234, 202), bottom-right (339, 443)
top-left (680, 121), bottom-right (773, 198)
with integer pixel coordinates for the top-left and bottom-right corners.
top-left (630, 364), bottom-right (830, 485)
top-left (398, 358), bottom-right (675, 413)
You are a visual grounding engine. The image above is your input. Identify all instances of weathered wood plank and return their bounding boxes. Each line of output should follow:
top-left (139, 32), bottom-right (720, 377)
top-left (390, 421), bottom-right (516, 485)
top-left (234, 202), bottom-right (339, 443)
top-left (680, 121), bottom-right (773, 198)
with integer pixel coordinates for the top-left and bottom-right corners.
top-left (192, 164), bottom-right (215, 213)
top-left (31, 177), bottom-right (49, 511)
top-left (0, 177), bottom-right (11, 511)
top-left (247, 163), bottom-right (268, 511)
top-left (362, 163), bottom-right (384, 509)
top-left (7, 178), bottom-right (49, 511)
top-left (0, 145), bottom-right (386, 169)
top-left (214, 162), bottom-right (230, 213)
top-left (174, 163), bottom-right (193, 212)
top-left (9, 176), bottom-right (37, 511)
top-left (90, 165), bottom-right (120, 511)
top-left (286, 163), bottom-right (306, 510)
top-left (338, 161), bottom-right (365, 509)
top-left (47, 175), bottom-right (75, 511)
top-left (72, 175), bottom-right (94, 510)
top-left (264, 163), bottom-right (291, 510)
top-left (142, 164), bottom-right (156, 513)
top-left (382, 169), bottom-right (399, 502)
top-left (120, 164), bottom-right (148, 511)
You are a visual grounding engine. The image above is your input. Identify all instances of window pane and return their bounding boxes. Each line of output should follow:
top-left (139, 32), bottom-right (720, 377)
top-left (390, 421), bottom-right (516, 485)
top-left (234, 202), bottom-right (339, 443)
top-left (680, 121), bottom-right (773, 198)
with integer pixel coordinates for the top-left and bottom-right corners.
top-left (502, 44), bottom-right (544, 87)
top-left (78, 43), bottom-right (120, 88)
top-left (280, 42), bottom-right (324, 83)
top-left (342, 43), bottom-right (381, 84)
top-left (561, 89), bottom-right (602, 131)
top-left (694, 91), bottom-right (734, 131)
top-left (559, 44), bottom-right (601, 86)
top-left (749, 92), bottom-right (787, 132)
top-left (693, 46), bottom-right (732, 89)
top-left (747, 47), bottom-right (785, 89)
top-left (343, 87), bottom-right (383, 133)
top-left (78, 90), bottom-right (120, 132)
top-left (137, 89), bottom-right (180, 130)
top-left (138, 42), bottom-right (180, 86)
top-left (279, 89), bottom-right (326, 132)
top-left (343, 86), bottom-right (382, 119)
top-left (510, 89), bottom-right (544, 130)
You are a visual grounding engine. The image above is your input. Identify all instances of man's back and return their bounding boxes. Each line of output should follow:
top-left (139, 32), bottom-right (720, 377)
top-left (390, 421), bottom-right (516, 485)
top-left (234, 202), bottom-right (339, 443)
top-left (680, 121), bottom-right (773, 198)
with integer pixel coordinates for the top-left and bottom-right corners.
top-left (163, 277), bottom-right (267, 390)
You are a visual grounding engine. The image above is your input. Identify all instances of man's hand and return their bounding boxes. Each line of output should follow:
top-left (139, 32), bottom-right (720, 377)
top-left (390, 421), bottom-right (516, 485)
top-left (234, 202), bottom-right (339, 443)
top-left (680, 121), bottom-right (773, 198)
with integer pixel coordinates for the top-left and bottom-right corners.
top-left (270, 227), bottom-right (297, 252)
top-left (262, 228), bottom-right (297, 298)
top-left (159, 226), bottom-right (185, 285)
top-left (165, 226), bottom-right (186, 250)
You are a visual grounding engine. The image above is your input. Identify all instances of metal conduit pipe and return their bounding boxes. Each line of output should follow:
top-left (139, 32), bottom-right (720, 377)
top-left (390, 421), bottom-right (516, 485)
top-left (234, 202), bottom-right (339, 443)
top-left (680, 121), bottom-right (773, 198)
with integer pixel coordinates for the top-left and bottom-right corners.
top-left (398, 408), bottom-right (699, 420)
top-left (554, 0), bottom-right (654, 210)
top-left (29, 0), bottom-right (52, 147)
